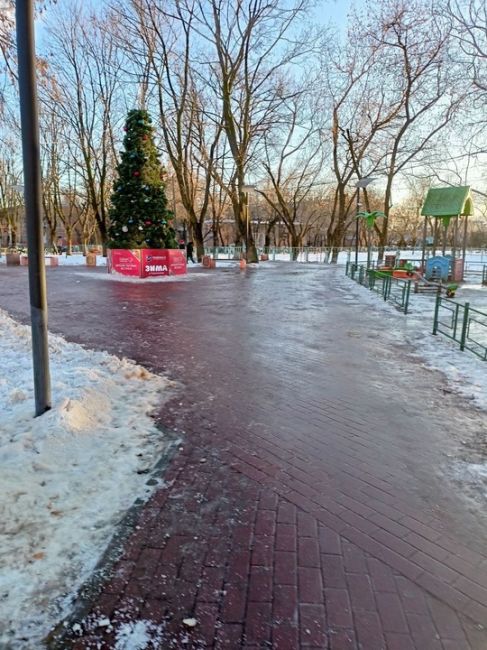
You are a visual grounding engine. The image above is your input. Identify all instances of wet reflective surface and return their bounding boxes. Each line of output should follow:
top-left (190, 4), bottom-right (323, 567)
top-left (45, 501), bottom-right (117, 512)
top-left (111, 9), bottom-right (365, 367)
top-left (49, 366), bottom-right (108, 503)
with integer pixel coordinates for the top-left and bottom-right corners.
top-left (1, 263), bottom-right (486, 649)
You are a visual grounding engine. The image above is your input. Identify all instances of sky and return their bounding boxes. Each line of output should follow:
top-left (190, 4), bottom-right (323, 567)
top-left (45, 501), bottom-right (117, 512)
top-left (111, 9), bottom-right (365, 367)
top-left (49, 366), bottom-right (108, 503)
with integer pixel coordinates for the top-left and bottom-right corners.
top-left (316, 0), bottom-right (360, 29)
top-left (66, 0), bottom-right (363, 34)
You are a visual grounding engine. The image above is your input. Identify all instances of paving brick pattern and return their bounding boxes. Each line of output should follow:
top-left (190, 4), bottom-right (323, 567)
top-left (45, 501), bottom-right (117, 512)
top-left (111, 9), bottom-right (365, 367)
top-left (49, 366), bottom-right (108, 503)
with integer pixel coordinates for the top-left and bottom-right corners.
top-left (0, 264), bottom-right (486, 649)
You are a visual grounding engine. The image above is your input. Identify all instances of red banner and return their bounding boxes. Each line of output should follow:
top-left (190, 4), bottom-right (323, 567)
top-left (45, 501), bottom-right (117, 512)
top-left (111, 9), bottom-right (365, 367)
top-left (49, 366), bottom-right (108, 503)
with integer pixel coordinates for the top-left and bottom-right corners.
top-left (141, 249), bottom-right (187, 277)
top-left (108, 249), bottom-right (141, 276)
top-left (108, 249), bottom-right (187, 278)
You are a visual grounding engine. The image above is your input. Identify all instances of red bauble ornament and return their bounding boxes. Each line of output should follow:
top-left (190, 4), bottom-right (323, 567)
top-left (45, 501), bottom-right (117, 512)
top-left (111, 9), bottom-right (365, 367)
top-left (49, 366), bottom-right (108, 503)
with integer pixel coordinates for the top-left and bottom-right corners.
top-left (145, 220), bottom-right (152, 225)
top-left (142, 135), bottom-right (148, 141)
top-left (133, 171), bottom-right (140, 177)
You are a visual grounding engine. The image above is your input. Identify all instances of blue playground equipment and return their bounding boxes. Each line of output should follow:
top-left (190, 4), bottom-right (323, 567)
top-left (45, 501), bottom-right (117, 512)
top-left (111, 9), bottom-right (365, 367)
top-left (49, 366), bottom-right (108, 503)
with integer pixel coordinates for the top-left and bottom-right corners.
top-left (425, 256), bottom-right (451, 282)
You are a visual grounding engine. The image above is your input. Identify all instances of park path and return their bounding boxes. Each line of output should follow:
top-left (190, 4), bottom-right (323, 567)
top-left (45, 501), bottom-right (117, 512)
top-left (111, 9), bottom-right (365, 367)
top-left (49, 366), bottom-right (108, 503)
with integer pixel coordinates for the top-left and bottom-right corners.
top-left (1, 263), bottom-right (486, 649)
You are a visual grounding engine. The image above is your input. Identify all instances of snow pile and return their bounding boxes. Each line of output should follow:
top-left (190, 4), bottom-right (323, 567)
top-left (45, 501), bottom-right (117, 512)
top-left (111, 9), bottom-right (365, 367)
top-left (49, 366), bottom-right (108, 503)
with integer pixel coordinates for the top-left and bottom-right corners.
top-left (0, 309), bottom-right (174, 648)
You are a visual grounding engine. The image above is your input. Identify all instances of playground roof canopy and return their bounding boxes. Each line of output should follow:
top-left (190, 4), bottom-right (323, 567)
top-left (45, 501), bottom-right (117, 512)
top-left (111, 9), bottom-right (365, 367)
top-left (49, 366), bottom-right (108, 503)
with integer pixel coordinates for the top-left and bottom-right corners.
top-left (421, 186), bottom-right (473, 218)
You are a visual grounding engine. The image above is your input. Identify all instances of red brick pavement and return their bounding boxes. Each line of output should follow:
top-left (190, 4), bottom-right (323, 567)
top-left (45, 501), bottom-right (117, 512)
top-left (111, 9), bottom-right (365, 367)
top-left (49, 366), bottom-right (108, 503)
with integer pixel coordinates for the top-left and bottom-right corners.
top-left (0, 264), bottom-right (486, 649)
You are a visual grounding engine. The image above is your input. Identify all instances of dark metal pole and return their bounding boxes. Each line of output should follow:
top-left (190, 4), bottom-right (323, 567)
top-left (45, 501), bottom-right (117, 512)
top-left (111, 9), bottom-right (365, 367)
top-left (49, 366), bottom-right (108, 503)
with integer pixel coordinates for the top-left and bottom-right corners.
top-left (461, 214), bottom-right (469, 281)
top-left (354, 188), bottom-right (360, 265)
top-left (420, 215), bottom-right (428, 271)
top-left (16, 0), bottom-right (51, 416)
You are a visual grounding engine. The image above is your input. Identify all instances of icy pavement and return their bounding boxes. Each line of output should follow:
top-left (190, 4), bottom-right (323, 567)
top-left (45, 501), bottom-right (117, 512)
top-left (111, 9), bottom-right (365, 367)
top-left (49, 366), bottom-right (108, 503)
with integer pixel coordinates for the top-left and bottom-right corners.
top-left (0, 262), bottom-right (486, 648)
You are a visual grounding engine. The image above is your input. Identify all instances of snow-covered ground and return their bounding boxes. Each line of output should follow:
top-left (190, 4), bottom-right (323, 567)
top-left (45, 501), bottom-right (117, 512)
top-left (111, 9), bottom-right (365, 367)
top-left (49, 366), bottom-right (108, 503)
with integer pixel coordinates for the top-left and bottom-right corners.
top-left (210, 248), bottom-right (487, 267)
top-left (0, 310), bottom-right (176, 649)
top-left (58, 253), bottom-right (106, 266)
top-left (339, 270), bottom-right (487, 502)
top-left (338, 273), bottom-right (487, 412)
top-left (0, 252), bottom-right (108, 266)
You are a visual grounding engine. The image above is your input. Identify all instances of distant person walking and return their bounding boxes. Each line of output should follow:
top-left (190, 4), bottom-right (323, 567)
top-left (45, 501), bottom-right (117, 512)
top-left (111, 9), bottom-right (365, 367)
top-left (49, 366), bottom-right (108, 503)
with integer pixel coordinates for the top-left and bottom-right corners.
top-left (186, 241), bottom-right (195, 263)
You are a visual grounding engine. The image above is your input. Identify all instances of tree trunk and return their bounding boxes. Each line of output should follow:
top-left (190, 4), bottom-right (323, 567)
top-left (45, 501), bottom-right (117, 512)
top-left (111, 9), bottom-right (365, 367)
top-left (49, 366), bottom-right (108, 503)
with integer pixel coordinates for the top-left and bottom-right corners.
top-left (95, 216), bottom-right (108, 256)
top-left (377, 238), bottom-right (386, 264)
top-left (48, 224), bottom-right (58, 252)
top-left (233, 191), bottom-right (258, 262)
top-left (264, 230), bottom-right (271, 253)
top-left (66, 227), bottom-right (73, 255)
top-left (366, 230), bottom-right (372, 269)
top-left (290, 233), bottom-right (302, 260)
top-left (217, 226), bottom-right (226, 246)
top-left (247, 241), bottom-right (259, 263)
top-left (328, 226), bottom-right (344, 263)
top-left (193, 221), bottom-right (205, 262)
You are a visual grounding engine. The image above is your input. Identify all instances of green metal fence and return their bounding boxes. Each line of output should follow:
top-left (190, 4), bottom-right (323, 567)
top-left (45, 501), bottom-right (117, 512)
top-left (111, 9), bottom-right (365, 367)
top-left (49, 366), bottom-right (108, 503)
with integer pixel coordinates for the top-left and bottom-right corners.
top-left (482, 265), bottom-right (487, 285)
top-left (433, 295), bottom-right (487, 360)
top-left (345, 263), bottom-right (412, 314)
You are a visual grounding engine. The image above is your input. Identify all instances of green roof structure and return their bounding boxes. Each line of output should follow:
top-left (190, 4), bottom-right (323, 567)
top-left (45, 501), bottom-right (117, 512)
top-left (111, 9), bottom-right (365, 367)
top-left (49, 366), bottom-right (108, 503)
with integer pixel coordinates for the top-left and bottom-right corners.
top-left (421, 186), bottom-right (473, 217)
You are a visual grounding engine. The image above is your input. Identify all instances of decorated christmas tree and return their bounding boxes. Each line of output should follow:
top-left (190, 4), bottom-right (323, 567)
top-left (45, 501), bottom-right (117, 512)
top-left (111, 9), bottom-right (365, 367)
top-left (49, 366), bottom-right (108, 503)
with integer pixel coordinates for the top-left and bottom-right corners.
top-left (108, 109), bottom-right (177, 250)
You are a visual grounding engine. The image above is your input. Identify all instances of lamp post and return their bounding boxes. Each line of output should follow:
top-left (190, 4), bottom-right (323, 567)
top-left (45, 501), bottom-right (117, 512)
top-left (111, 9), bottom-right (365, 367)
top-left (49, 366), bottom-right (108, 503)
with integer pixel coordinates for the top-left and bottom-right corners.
top-left (242, 182), bottom-right (256, 262)
top-left (355, 177), bottom-right (376, 266)
top-left (16, 0), bottom-right (51, 416)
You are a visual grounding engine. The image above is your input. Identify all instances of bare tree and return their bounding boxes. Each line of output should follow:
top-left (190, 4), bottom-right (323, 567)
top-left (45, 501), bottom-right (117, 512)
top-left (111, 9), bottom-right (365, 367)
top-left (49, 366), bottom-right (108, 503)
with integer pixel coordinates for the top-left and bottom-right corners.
top-left (42, 4), bottom-right (126, 254)
top-left (0, 141), bottom-right (23, 248)
top-left (177, 0), bottom-right (316, 262)
top-left (446, 0), bottom-right (487, 187)
top-left (387, 177), bottom-right (428, 247)
top-left (258, 89), bottom-right (325, 258)
top-left (208, 166), bottom-right (232, 249)
top-left (318, 0), bottom-right (465, 261)
top-left (40, 122), bottom-right (60, 251)
top-left (0, 1), bottom-right (14, 81)
top-left (322, 35), bottom-right (392, 261)
top-left (115, 0), bottom-right (224, 260)
top-left (40, 140), bottom-right (87, 255)
top-left (448, 0), bottom-right (487, 93)
top-left (1, 0), bottom-right (56, 107)
top-left (357, 0), bottom-right (461, 261)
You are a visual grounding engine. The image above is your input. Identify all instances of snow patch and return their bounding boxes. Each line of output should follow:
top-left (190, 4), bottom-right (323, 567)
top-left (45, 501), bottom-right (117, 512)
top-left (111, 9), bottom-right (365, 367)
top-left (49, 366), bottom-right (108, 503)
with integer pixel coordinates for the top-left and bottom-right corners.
top-left (114, 620), bottom-right (165, 650)
top-left (0, 309), bottom-right (174, 648)
top-left (452, 462), bottom-right (487, 499)
top-left (339, 274), bottom-right (487, 412)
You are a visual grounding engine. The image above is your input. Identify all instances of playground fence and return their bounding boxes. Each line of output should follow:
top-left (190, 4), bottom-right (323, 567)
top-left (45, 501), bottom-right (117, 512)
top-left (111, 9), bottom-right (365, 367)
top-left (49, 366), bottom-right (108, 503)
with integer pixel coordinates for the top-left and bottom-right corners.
top-left (345, 263), bottom-right (412, 314)
top-left (433, 295), bottom-right (487, 361)
top-left (464, 260), bottom-right (486, 276)
top-left (202, 246), bottom-right (487, 268)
